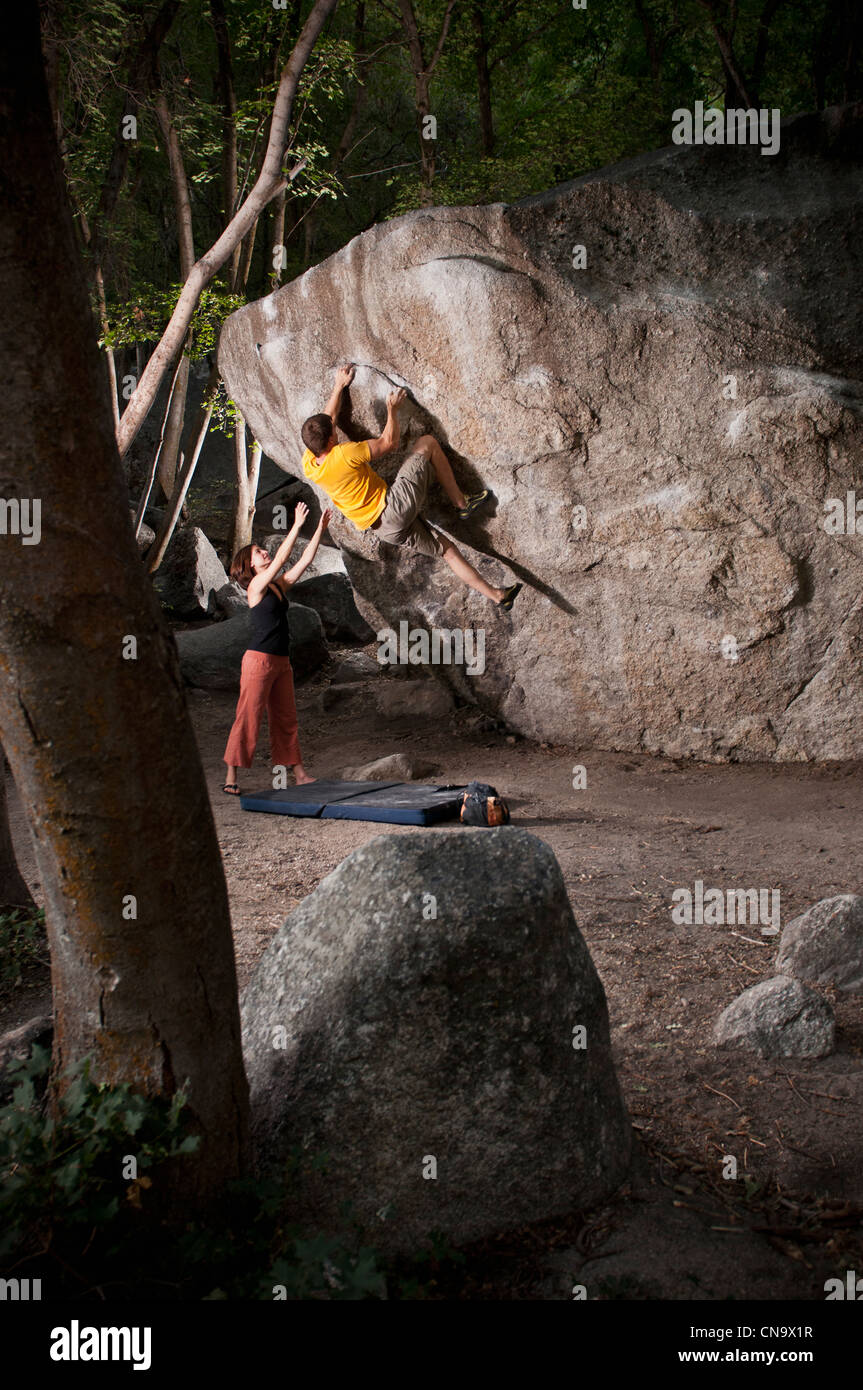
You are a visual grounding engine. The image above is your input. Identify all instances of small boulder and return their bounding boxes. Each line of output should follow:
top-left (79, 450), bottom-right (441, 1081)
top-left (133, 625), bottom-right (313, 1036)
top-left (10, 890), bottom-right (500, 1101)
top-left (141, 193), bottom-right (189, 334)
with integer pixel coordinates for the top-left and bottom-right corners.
top-left (320, 680), bottom-right (366, 712)
top-left (240, 827), bottom-right (631, 1252)
top-left (775, 895), bottom-right (863, 994)
top-left (329, 651), bottom-right (380, 682)
top-left (213, 580), bottom-right (249, 618)
top-left (341, 753), bottom-right (438, 781)
top-left (153, 526), bottom-right (229, 620)
top-left (175, 604), bottom-right (326, 689)
top-left (375, 679), bottom-right (454, 719)
top-left (292, 574), bottom-right (375, 645)
top-left (713, 976), bottom-right (834, 1059)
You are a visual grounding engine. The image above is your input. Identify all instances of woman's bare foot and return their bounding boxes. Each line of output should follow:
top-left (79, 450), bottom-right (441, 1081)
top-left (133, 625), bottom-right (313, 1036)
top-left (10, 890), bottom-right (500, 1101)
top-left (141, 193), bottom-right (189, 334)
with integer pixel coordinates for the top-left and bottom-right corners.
top-left (293, 765), bottom-right (316, 785)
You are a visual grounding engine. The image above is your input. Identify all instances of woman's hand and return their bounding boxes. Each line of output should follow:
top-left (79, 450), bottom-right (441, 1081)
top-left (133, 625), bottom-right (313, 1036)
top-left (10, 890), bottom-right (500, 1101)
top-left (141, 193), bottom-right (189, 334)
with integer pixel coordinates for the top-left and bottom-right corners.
top-left (294, 501), bottom-right (309, 527)
top-left (283, 507), bottom-right (334, 587)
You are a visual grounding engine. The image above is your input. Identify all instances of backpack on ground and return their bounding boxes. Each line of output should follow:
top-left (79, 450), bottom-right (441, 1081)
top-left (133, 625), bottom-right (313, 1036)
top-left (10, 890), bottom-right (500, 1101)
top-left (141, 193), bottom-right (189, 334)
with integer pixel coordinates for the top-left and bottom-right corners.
top-left (459, 780), bottom-right (510, 827)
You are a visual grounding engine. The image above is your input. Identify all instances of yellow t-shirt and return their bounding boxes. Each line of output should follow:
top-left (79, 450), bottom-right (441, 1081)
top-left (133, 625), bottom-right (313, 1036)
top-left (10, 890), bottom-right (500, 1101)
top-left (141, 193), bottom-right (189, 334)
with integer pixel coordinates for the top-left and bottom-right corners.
top-left (301, 440), bottom-right (387, 530)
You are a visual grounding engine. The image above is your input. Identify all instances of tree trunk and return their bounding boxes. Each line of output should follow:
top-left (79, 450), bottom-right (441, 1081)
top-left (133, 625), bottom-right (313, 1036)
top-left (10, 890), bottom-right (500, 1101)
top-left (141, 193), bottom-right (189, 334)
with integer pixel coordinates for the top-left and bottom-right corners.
top-left (304, 13), bottom-right (368, 270)
top-left (134, 346), bottom-right (188, 538)
top-left (269, 186), bottom-right (287, 290)
top-left (397, 0), bottom-right (457, 207)
top-left (156, 354), bottom-right (190, 500)
top-left (115, 0), bottom-right (340, 460)
top-left (87, 0), bottom-right (181, 269)
top-left (750, 0), bottom-right (785, 107)
top-left (416, 72), bottom-right (436, 205)
top-left (152, 87), bottom-right (196, 499)
top-left (633, 0), bottom-right (665, 110)
top-left (0, 1), bottom-right (249, 1196)
top-left (0, 763), bottom-right (34, 911)
top-left (699, 0), bottom-right (755, 108)
top-left (146, 372), bottom-right (218, 573)
top-left (228, 419), bottom-right (262, 559)
top-left (210, 0), bottom-right (241, 284)
top-left (303, 0), bottom-right (367, 269)
top-left (473, 3), bottom-right (494, 155)
top-left (236, 218), bottom-right (259, 295)
top-left (79, 0), bottom-right (180, 433)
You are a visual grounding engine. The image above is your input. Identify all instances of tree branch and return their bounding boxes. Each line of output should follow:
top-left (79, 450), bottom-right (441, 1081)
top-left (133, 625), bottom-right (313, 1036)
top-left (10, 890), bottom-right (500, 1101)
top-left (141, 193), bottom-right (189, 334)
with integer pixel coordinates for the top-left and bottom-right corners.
top-left (115, 0), bottom-right (340, 459)
top-left (429, 0), bottom-right (458, 76)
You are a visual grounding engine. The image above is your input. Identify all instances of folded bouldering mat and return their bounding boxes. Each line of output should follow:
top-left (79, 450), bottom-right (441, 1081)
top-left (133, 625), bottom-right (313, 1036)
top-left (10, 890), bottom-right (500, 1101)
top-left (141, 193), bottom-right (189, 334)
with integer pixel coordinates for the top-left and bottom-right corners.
top-left (239, 779), bottom-right (401, 818)
top-left (239, 779), bottom-right (466, 827)
top-left (322, 784), bottom-right (466, 826)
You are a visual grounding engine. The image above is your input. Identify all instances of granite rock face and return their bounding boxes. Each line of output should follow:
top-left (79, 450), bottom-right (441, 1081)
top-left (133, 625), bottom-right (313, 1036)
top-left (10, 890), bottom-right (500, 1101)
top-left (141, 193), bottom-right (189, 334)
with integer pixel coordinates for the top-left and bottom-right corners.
top-left (240, 828), bottom-right (631, 1252)
top-left (220, 105), bottom-right (863, 760)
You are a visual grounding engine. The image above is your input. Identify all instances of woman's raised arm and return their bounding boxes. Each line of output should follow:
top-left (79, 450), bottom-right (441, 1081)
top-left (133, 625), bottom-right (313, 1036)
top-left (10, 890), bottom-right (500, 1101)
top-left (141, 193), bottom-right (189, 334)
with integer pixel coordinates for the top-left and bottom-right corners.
top-left (248, 502), bottom-right (308, 596)
top-left (283, 508), bottom-right (332, 587)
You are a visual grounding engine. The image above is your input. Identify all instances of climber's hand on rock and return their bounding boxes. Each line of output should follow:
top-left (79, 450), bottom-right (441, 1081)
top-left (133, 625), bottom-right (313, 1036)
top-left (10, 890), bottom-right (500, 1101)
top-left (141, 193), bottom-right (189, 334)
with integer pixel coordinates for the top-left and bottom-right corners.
top-left (335, 364), bottom-right (355, 388)
top-left (387, 388), bottom-right (406, 412)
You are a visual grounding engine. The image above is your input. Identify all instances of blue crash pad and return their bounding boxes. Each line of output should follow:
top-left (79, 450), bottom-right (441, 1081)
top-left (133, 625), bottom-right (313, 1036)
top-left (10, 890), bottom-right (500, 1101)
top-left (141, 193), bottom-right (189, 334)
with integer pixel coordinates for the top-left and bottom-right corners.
top-left (239, 779), bottom-right (466, 826)
top-left (322, 783), bottom-right (465, 826)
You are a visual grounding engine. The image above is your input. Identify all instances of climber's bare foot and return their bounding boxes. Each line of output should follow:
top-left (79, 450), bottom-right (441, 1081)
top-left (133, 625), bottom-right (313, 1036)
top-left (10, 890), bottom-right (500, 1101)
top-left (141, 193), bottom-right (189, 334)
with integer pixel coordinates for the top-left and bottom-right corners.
top-left (294, 765), bottom-right (316, 785)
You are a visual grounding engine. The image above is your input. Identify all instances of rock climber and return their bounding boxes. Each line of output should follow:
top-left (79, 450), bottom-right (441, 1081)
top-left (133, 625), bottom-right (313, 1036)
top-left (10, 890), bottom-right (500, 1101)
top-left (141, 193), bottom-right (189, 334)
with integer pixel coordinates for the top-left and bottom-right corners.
top-left (299, 364), bottom-right (522, 610)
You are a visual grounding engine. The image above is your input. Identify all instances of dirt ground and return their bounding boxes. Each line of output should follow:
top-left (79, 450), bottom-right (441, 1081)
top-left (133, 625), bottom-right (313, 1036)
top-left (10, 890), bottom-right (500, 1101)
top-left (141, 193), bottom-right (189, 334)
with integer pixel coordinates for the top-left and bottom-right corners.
top-left (6, 645), bottom-right (863, 1300)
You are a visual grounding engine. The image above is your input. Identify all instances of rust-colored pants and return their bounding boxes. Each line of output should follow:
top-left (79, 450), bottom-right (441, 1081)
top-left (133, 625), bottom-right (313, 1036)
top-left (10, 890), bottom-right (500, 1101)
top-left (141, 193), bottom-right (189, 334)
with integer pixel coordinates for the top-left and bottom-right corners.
top-left (223, 650), bottom-right (302, 770)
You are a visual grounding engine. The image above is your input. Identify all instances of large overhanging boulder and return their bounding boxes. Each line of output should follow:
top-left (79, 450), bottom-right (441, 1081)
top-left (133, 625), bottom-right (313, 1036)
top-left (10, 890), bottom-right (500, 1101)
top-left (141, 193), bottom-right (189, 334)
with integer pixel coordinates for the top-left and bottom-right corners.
top-left (219, 105), bottom-right (863, 761)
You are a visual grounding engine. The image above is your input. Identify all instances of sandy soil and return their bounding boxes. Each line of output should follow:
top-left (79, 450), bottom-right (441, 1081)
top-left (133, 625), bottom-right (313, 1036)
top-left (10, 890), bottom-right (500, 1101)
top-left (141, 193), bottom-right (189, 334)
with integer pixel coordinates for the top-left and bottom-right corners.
top-left (6, 647), bottom-right (863, 1298)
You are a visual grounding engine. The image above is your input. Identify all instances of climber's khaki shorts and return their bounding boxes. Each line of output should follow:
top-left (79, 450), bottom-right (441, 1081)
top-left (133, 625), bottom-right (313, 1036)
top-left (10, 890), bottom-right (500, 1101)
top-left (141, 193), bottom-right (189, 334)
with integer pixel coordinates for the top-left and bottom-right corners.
top-left (368, 450), bottom-right (446, 559)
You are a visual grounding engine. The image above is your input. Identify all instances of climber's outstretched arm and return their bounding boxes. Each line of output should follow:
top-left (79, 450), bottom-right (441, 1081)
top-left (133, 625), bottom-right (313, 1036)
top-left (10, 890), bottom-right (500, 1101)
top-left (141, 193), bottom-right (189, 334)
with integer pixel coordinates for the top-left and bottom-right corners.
top-left (367, 388), bottom-right (406, 462)
top-left (324, 363), bottom-right (355, 423)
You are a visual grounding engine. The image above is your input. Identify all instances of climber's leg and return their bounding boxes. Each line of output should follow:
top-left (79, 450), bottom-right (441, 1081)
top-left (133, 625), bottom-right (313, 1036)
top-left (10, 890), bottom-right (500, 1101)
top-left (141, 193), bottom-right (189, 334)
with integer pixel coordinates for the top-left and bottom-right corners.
top-left (439, 538), bottom-right (506, 603)
top-left (413, 434), bottom-right (468, 511)
top-left (369, 453), bottom-right (516, 605)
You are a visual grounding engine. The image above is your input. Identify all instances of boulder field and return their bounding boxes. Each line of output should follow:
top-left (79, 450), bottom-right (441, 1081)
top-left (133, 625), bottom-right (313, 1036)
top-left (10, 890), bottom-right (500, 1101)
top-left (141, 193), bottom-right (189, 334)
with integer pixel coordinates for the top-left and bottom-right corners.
top-left (219, 104), bottom-right (863, 761)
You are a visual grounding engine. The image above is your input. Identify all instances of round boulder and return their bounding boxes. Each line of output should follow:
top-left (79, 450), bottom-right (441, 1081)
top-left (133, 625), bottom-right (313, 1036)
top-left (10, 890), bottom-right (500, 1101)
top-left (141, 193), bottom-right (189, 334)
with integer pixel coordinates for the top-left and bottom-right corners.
top-left (240, 827), bottom-right (631, 1253)
top-left (775, 894), bottom-right (863, 994)
top-left (713, 975), bottom-right (835, 1059)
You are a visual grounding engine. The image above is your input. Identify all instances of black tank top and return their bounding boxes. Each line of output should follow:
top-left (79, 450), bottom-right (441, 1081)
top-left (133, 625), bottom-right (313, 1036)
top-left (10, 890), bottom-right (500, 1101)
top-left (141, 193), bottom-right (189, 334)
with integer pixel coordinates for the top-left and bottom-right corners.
top-left (247, 584), bottom-right (291, 656)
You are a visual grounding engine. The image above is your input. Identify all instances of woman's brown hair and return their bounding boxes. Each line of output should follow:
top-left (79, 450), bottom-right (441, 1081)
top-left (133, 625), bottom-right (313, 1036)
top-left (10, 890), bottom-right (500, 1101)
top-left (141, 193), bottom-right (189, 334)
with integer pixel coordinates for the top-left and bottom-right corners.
top-left (230, 544), bottom-right (256, 591)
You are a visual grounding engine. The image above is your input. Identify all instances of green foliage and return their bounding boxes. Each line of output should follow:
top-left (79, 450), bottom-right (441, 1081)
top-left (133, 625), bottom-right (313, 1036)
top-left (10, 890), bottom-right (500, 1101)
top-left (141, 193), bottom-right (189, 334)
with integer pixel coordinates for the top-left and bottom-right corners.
top-left (208, 379), bottom-right (244, 439)
top-left (176, 1177), bottom-right (387, 1300)
top-left (101, 285), bottom-right (244, 358)
top-left (0, 1046), bottom-right (198, 1264)
top-left (0, 906), bottom-right (47, 993)
top-left (0, 1046), bottom-right (390, 1300)
top-left (52, 0), bottom-right (858, 320)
